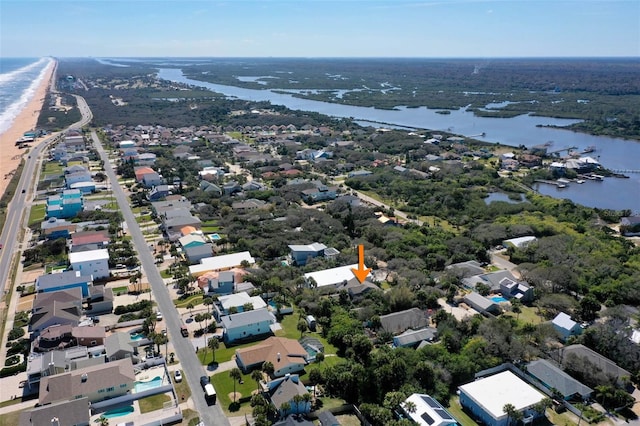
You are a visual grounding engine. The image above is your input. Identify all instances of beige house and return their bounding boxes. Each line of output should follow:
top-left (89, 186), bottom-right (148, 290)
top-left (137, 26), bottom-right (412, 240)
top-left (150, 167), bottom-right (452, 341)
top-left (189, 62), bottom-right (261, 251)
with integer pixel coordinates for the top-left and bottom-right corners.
top-left (235, 337), bottom-right (308, 377)
top-left (38, 358), bottom-right (135, 405)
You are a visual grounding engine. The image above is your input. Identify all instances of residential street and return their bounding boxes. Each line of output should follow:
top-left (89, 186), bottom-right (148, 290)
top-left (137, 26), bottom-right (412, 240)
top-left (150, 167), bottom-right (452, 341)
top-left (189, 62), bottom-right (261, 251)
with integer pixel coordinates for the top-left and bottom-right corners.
top-left (89, 120), bottom-right (229, 426)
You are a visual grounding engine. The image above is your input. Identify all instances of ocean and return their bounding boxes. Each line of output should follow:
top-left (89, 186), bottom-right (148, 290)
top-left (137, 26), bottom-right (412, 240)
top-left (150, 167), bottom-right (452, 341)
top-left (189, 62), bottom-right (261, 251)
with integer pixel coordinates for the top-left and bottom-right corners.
top-left (0, 57), bottom-right (53, 136)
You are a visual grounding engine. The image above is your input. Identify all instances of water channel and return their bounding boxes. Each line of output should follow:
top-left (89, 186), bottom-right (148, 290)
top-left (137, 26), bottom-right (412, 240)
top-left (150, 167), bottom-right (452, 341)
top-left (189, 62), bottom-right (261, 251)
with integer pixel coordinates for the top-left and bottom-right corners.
top-left (157, 68), bottom-right (639, 213)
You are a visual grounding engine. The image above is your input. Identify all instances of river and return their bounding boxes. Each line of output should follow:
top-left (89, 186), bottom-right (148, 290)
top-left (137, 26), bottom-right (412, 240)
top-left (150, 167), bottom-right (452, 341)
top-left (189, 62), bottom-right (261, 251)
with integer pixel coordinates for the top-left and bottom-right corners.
top-left (157, 68), bottom-right (639, 213)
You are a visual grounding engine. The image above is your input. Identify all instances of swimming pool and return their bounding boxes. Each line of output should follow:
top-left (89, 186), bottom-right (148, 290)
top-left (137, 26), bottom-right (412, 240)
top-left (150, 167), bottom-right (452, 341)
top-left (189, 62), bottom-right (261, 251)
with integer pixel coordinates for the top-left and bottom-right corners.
top-left (210, 233), bottom-right (221, 240)
top-left (491, 296), bottom-right (508, 303)
top-left (303, 345), bottom-right (320, 358)
top-left (130, 332), bottom-right (144, 341)
top-left (134, 376), bottom-right (163, 393)
top-left (102, 405), bottom-right (134, 418)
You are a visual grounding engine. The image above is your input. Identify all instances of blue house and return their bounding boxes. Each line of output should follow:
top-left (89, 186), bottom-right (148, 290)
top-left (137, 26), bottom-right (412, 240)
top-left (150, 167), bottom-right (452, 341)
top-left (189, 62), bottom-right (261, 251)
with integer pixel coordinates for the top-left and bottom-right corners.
top-left (301, 181), bottom-right (337, 204)
top-left (288, 242), bottom-right (328, 266)
top-left (552, 312), bottom-right (582, 341)
top-left (220, 308), bottom-right (275, 343)
top-left (203, 271), bottom-right (235, 295)
top-left (35, 270), bottom-right (93, 298)
top-left (147, 184), bottom-right (170, 201)
top-left (46, 189), bottom-right (83, 219)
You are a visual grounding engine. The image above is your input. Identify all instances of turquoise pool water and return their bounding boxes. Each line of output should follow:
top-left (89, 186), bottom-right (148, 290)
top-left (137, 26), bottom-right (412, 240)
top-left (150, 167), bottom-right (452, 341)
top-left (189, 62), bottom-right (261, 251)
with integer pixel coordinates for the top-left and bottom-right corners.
top-left (134, 376), bottom-right (163, 393)
top-left (211, 233), bottom-right (221, 240)
top-left (130, 332), bottom-right (144, 341)
top-left (491, 296), bottom-right (508, 303)
top-left (103, 405), bottom-right (134, 418)
top-left (304, 345), bottom-right (319, 357)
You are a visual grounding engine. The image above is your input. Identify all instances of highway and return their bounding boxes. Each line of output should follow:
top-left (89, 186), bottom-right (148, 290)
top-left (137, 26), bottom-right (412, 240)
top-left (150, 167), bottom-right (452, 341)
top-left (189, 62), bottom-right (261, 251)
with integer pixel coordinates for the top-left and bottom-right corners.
top-left (0, 94), bottom-right (92, 296)
top-left (89, 126), bottom-right (229, 426)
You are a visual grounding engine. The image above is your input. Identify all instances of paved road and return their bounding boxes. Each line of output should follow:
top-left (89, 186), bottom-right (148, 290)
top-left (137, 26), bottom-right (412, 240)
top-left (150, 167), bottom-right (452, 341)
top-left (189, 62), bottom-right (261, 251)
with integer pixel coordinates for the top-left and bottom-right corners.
top-left (89, 128), bottom-right (229, 426)
top-left (0, 94), bottom-right (92, 296)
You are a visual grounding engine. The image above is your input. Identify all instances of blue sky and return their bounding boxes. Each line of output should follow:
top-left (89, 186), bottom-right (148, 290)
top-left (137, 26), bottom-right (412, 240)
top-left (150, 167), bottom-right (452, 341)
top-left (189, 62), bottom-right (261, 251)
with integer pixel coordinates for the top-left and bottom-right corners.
top-left (2, 0), bottom-right (638, 57)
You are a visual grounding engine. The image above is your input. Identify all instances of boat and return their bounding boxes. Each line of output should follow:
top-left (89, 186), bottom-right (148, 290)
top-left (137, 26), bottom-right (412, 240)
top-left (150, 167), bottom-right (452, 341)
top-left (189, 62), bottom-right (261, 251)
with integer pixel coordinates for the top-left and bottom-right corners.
top-left (575, 179), bottom-right (585, 184)
top-left (582, 145), bottom-right (596, 153)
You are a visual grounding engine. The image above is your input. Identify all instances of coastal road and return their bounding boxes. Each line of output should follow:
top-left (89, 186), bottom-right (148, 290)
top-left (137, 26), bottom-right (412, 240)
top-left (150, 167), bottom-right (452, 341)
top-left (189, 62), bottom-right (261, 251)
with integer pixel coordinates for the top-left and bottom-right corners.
top-left (89, 128), bottom-right (229, 426)
top-left (0, 94), bottom-right (92, 296)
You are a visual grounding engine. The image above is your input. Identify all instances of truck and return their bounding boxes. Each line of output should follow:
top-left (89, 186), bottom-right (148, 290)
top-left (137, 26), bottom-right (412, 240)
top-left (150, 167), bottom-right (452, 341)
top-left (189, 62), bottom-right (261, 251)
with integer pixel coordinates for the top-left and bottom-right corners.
top-left (180, 324), bottom-right (189, 337)
top-left (204, 383), bottom-right (217, 404)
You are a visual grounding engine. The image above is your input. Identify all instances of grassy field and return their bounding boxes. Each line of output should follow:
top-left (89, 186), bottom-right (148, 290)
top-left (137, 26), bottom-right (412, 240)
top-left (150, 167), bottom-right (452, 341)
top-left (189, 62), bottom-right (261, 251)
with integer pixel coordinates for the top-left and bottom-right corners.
top-left (447, 396), bottom-right (479, 426)
top-left (201, 226), bottom-right (221, 233)
top-left (211, 369), bottom-right (259, 416)
top-left (27, 204), bottom-right (46, 226)
top-left (198, 340), bottom-right (258, 365)
top-left (503, 305), bottom-right (545, 325)
top-left (173, 294), bottom-right (204, 308)
top-left (0, 409), bottom-right (22, 426)
top-left (138, 393), bottom-right (171, 413)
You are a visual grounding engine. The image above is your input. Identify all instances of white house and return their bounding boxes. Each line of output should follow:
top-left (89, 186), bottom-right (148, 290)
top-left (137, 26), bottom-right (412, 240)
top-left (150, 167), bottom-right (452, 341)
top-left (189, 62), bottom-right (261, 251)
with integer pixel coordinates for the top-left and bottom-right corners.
top-left (220, 308), bottom-right (275, 343)
top-left (552, 312), bottom-right (582, 341)
top-left (69, 249), bottom-right (110, 279)
top-left (403, 393), bottom-right (458, 426)
top-left (459, 370), bottom-right (546, 426)
top-left (217, 292), bottom-right (267, 316)
top-left (189, 251), bottom-right (255, 277)
top-left (304, 264), bottom-right (359, 289)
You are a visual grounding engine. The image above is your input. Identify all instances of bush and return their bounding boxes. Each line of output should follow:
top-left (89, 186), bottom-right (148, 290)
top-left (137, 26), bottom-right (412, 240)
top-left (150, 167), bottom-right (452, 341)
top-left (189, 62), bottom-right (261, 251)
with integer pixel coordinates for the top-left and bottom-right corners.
top-left (0, 362), bottom-right (26, 378)
top-left (114, 299), bottom-right (152, 315)
top-left (5, 355), bottom-right (20, 366)
top-left (7, 339), bottom-right (29, 356)
top-left (8, 327), bottom-right (25, 341)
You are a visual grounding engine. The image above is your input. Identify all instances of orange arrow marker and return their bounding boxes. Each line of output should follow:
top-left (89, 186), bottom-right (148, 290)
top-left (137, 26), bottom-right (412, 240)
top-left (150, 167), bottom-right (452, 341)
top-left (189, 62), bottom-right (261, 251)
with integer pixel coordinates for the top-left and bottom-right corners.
top-left (351, 244), bottom-right (371, 284)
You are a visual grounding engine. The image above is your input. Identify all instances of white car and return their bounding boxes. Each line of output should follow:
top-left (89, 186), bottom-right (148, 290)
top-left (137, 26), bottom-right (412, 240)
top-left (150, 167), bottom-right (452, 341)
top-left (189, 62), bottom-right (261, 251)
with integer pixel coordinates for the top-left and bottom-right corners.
top-left (156, 312), bottom-right (163, 321)
top-left (174, 370), bottom-right (182, 383)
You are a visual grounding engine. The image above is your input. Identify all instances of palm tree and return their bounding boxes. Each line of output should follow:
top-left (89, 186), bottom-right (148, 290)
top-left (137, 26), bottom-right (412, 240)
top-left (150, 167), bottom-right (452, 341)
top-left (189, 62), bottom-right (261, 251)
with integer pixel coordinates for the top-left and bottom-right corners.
top-left (302, 392), bottom-right (312, 411)
top-left (292, 394), bottom-right (305, 414)
top-left (503, 403), bottom-right (516, 426)
top-left (229, 367), bottom-right (242, 404)
top-left (251, 369), bottom-right (264, 394)
top-left (97, 415), bottom-right (109, 426)
top-left (186, 302), bottom-right (194, 317)
top-left (262, 361), bottom-right (274, 378)
top-left (279, 401), bottom-right (291, 419)
top-left (208, 336), bottom-right (219, 363)
top-left (297, 319), bottom-right (308, 338)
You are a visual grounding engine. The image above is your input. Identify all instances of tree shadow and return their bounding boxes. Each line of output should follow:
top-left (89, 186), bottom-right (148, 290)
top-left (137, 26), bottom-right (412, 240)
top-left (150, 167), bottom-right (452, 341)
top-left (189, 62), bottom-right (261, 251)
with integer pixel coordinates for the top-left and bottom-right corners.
top-left (229, 402), bottom-right (241, 412)
top-left (206, 362), bottom-right (219, 371)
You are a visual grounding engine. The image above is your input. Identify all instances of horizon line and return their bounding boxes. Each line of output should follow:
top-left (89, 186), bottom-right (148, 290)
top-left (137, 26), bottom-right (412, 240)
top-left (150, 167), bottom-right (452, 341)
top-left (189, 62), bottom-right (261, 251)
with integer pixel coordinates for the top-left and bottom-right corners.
top-left (2, 55), bottom-right (639, 60)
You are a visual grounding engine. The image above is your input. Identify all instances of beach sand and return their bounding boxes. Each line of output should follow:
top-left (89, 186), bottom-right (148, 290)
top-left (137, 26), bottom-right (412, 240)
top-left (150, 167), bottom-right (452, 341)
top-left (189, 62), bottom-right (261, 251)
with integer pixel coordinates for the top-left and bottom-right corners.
top-left (0, 60), bottom-right (56, 198)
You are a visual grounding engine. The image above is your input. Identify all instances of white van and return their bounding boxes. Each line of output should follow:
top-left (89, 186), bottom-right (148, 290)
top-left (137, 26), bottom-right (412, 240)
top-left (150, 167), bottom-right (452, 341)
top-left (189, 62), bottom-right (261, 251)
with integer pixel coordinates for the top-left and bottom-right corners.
top-left (204, 383), bottom-right (217, 404)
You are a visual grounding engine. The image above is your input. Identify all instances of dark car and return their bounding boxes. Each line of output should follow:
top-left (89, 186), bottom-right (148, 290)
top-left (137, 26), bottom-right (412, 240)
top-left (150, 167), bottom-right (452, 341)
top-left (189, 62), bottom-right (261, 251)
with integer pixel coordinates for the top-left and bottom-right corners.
top-left (21, 189), bottom-right (25, 193)
top-left (200, 375), bottom-right (209, 389)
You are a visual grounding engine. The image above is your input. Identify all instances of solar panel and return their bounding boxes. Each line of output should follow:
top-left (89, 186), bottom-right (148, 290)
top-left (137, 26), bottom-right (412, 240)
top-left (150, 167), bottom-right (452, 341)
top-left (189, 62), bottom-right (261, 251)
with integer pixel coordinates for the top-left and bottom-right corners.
top-left (435, 408), bottom-right (453, 420)
top-left (421, 412), bottom-right (435, 425)
top-left (422, 395), bottom-right (440, 408)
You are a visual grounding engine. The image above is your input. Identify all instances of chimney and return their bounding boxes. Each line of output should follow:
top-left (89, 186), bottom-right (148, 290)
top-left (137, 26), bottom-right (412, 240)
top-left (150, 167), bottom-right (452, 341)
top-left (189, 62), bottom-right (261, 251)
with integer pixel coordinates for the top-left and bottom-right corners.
top-left (277, 353), bottom-right (280, 362)
top-left (81, 373), bottom-right (88, 382)
top-left (51, 418), bottom-right (60, 426)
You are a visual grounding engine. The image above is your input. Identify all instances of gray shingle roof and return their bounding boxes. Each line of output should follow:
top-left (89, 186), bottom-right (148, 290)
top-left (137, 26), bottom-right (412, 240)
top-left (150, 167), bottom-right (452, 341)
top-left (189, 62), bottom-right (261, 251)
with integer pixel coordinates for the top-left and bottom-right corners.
top-left (527, 359), bottom-right (592, 399)
top-left (380, 308), bottom-right (428, 334)
top-left (220, 308), bottom-right (274, 329)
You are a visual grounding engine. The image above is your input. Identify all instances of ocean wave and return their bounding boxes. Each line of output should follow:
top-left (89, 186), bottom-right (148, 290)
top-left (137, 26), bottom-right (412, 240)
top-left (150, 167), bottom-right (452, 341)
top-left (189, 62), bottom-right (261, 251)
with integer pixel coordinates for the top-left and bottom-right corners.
top-left (0, 58), bottom-right (47, 85)
top-left (0, 58), bottom-right (53, 136)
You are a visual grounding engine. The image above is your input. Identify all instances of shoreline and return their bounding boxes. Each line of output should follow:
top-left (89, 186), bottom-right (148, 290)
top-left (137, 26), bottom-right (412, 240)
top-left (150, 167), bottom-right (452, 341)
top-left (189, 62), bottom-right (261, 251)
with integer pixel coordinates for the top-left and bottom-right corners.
top-left (0, 59), bottom-right (56, 198)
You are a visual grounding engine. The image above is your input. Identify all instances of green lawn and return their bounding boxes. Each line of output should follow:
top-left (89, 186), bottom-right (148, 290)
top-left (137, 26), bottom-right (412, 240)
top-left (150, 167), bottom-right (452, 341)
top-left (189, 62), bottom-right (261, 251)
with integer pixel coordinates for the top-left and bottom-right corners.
top-left (173, 294), bottom-right (204, 308)
top-left (201, 226), bottom-right (221, 233)
top-left (447, 396), bottom-right (479, 426)
top-left (211, 370), bottom-right (259, 416)
top-left (138, 393), bottom-right (171, 413)
top-left (160, 269), bottom-right (173, 278)
top-left (42, 162), bottom-right (63, 175)
top-left (198, 340), bottom-right (259, 365)
top-left (275, 309), bottom-right (338, 355)
top-left (112, 286), bottom-right (129, 295)
top-left (504, 305), bottom-right (545, 325)
top-left (28, 204), bottom-right (46, 226)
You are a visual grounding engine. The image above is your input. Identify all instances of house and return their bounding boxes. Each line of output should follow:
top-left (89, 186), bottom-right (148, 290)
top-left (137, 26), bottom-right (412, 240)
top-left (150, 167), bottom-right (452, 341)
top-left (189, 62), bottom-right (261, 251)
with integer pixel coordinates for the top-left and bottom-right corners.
top-left (393, 328), bottom-right (437, 348)
top-left (164, 215), bottom-right (202, 241)
top-left (148, 184), bottom-right (171, 201)
top-left (403, 393), bottom-right (458, 426)
top-left (463, 292), bottom-right (500, 315)
top-left (552, 312), bottom-right (582, 341)
top-left (200, 270), bottom-right (237, 295)
top-left (134, 166), bottom-right (156, 183)
top-left (70, 230), bottom-right (110, 251)
top-left (232, 198), bottom-right (268, 212)
top-left (499, 277), bottom-right (534, 303)
top-left (459, 370), bottom-right (546, 426)
top-left (33, 324), bottom-right (75, 352)
top-left (179, 233), bottom-right (207, 249)
top-left (30, 301), bottom-right (82, 336)
top-left (199, 180), bottom-right (223, 195)
top-left (220, 308), bottom-right (275, 343)
top-left (19, 397), bottom-right (91, 426)
top-left (69, 249), bottom-right (110, 279)
top-left (69, 181), bottom-right (96, 194)
top-left (198, 166), bottom-right (225, 180)
top-left (462, 270), bottom-right (520, 293)
top-left (135, 152), bottom-right (157, 166)
top-left (317, 411), bottom-right (341, 426)
top-left (46, 189), bottom-right (84, 219)
top-left (502, 236), bottom-right (537, 249)
top-left (65, 171), bottom-right (92, 189)
top-left (526, 359), bottom-right (592, 400)
top-left (348, 170), bottom-right (372, 178)
top-left (38, 358), bottom-right (135, 405)
top-left (445, 260), bottom-right (486, 278)
top-left (189, 251), bottom-right (256, 277)
top-left (268, 374), bottom-right (312, 416)
top-left (620, 216), bottom-right (640, 236)
top-left (301, 181), bottom-right (338, 204)
top-left (223, 181), bottom-right (242, 195)
top-left (35, 270), bottom-right (93, 298)
top-left (216, 292), bottom-right (267, 318)
top-left (72, 325), bottom-right (107, 348)
top-left (41, 217), bottom-right (77, 240)
top-left (558, 344), bottom-right (632, 387)
top-left (235, 336), bottom-right (308, 376)
top-left (380, 308), bottom-right (429, 335)
top-left (288, 242), bottom-right (328, 266)
top-left (303, 264), bottom-right (359, 290)
top-left (85, 285), bottom-right (114, 315)
top-left (142, 171), bottom-right (163, 188)
top-left (33, 288), bottom-right (83, 313)
top-left (105, 332), bottom-right (136, 361)
top-left (185, 243), bottom-right (214, 265)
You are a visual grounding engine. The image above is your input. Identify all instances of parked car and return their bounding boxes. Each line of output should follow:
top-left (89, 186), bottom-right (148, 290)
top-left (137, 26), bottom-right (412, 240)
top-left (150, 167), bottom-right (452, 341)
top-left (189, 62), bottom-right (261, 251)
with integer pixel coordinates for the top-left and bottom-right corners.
top-left (174, 370), bottom-right (182, 383)
top-left (156, 312), bottom-right (163, 321)
top-left (200, 375), bottom-right (209, 389)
